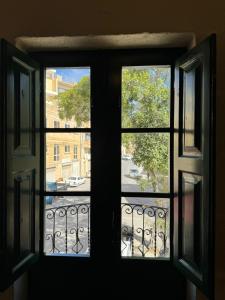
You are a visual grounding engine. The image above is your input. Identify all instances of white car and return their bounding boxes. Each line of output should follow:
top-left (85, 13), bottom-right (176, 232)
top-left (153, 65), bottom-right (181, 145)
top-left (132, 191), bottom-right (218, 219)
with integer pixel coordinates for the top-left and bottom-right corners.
top-left (65, 176), bottom-right (86, 187)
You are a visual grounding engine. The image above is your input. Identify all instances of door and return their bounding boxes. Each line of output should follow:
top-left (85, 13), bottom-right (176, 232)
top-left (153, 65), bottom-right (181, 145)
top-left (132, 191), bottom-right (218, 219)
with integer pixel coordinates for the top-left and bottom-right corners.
top-left (174, 35), bottom-right (216, 297)
top-left (46, 167), bottom-right (56, 182)
top-left (28, 49), bottom-right (186, 299)
top-left (61, 164), bottom-right (71, 179)
top-left (0, 39), bottom-right (40, 290)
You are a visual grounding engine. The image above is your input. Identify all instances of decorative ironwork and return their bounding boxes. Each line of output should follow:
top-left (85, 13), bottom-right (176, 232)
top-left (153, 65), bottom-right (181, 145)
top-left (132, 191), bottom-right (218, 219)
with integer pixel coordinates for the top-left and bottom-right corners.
top-left (121, 203), bottom-right (169, 258)
top-left (44, 202), bottom-right (169, 258)
top-left (45, 203), bottom-right (90, 255)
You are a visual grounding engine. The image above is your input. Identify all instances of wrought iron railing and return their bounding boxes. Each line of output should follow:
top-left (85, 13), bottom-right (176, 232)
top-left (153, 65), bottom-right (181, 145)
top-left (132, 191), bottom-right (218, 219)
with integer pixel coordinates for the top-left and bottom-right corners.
top-left (121, 203), bottom-right (169, 258)
top-left (44, 202), bottom-right (169, 258)
top-left (44, 203), bottom-right (90, 255)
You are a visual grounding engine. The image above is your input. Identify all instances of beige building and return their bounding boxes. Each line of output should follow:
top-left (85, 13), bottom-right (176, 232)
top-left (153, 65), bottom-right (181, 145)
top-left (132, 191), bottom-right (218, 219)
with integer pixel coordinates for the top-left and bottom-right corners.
top-left (45, 69), bottom-right (91, 183)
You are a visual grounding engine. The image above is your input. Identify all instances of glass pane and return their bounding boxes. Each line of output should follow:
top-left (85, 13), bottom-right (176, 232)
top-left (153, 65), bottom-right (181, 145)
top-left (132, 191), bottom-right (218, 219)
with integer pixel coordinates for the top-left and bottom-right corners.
top-left (121, 197), bottom-right (170, 258)
top-left (44, 196), bottom-right (90, 256)
top-left (122, 133), bottom-right (169, 193)
top-left (45, 68), bottom-right (90, 128)
top-left (122, 66), bottom-right (170, 128)
top-left (46, 133), bottom-right (91, 191)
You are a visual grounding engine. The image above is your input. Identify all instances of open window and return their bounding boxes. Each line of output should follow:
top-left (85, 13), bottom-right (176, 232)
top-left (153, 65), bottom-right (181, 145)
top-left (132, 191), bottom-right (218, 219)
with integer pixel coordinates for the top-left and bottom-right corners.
top-left (0, 36), bottom-right (215, 298)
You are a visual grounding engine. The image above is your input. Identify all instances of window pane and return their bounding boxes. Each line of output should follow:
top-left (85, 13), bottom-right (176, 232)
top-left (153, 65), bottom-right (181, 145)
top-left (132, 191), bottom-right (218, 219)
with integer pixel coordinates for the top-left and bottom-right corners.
top-left (44, 196), bottom-right (90, 256)
top-left (122, 133), bottom-right (169, 193)
top-left (46, 133), bottom-right (91, 191)
top-left (122, 66), bottom-right (170, 128)
top-left (121, 197), bottom-right (170, 258)
top-left (45, 68), bottom-right (90, 128)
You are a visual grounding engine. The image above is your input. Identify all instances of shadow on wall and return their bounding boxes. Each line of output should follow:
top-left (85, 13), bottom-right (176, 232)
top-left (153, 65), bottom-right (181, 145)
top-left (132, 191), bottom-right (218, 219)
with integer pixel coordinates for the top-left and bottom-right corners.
top-left (0, 288), bottom-right (12, 300)
top-left (0, 273), bottom-right (28, 300)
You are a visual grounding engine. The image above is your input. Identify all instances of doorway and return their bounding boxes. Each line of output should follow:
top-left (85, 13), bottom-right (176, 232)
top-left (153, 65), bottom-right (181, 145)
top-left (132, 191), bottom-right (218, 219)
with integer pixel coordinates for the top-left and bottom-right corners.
top-left (28, 49), bottom-right (186, 298)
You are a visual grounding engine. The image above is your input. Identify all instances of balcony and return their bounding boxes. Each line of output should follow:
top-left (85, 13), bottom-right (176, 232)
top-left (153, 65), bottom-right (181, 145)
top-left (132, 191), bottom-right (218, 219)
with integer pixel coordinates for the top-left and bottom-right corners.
top-left (44, 202), bottom-right (169, 258)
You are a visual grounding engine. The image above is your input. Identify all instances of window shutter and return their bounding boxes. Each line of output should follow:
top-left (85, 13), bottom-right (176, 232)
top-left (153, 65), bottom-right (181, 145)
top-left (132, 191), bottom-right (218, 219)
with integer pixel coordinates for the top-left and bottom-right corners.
top-left (0, 39), bottom-right (40, 290)
top-left (173, 35), bottom-right (216, 297)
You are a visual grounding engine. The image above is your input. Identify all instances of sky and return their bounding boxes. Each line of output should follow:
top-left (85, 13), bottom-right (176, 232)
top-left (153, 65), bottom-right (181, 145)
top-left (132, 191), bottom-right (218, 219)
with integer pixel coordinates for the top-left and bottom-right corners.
top-left (55, 68), bottom-right (90, 83)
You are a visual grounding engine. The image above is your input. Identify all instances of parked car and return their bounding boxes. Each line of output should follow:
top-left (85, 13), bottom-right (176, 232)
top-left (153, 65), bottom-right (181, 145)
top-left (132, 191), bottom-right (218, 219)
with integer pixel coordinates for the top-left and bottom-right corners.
top-left (122, 155), bottom-right (132, 160)
top-left (56, 181), bottom-right (67, 191)
top-left (46, 181), bottom-right (57, 192)
top-left (129, 169), bottom-right (140, 178)
top-left (45, 196), bottom-right (53, 205)
top-left (46, 182), bottom-right (57, 205)
top-left (65, 176), bottom-right (86, 187)
top-left (45, 181), bottom-right (67, 204)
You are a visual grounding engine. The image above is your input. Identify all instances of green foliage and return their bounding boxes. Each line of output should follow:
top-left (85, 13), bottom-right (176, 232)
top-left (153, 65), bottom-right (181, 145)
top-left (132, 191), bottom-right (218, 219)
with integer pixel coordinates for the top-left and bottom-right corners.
top-left (122, 67), bottom-right (170, 192)
top-left (132, 133), bottom-right (169, 192)
top-left (57, 76), bottom-right (90, 127)
top-left (57, 67), bottom-right (170, 192)
top-left (122, 67), bottom-right (170, 128)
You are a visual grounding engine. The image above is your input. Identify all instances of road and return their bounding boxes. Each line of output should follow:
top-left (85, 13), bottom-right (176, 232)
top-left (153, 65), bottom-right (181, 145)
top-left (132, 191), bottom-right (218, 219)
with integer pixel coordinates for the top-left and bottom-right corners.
top-left (47, 159), bottom-right (169, 207)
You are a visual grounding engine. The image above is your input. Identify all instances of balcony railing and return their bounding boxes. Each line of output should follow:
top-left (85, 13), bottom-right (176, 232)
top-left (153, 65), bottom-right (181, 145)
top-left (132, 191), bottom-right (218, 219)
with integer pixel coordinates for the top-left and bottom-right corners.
top-left (45, 203), bottom-right (90, 255)
top-left (121, 203), bottom-right (169, 258)
top-left (44, 202), bottom-right (169, 258)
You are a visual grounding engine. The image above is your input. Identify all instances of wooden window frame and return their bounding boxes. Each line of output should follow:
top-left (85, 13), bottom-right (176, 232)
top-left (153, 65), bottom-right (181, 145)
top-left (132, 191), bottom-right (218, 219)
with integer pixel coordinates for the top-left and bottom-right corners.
top-left (31, 48), bottom-right (185, 263)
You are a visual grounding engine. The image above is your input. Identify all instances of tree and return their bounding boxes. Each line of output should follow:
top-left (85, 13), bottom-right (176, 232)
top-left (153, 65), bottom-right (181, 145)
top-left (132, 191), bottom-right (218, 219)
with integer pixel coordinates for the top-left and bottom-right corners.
top-left (122, 67), bottom-right (169, 128)
top-left (57, 76), bottom-right (90, 127)
top-left (122, 67), bottom-right (170, 192)
top-left (56, 67), bottom-right (170, 192)
top-left (131, 133), bottom-right (169, 192)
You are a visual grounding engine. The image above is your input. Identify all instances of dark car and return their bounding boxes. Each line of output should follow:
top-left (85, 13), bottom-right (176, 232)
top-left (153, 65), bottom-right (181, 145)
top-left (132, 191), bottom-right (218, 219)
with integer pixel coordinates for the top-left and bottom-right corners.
top-left (45, 181), bottom-right (67, 204)
top-left (46, 182), bottom-right (57, 204)
top-left (56, 182), bottom-right (67, 191)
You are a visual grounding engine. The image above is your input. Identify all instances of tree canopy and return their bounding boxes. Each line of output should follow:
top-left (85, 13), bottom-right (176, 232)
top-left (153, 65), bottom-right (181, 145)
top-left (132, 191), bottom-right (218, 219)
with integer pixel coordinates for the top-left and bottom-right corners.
top-left (56, 67), bottom-right (170, 192)
top-left (57, 76), bottom-right (90, 127)
top-left (122, 67), bottom-right (170, 128)
top-left (122, 67), bottom-right (170, 192)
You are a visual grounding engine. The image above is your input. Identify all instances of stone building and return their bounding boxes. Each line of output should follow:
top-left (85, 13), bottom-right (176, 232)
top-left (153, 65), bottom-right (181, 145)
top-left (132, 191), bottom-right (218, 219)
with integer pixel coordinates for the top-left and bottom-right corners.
top-left (45, 69), bottom-right (91, 183)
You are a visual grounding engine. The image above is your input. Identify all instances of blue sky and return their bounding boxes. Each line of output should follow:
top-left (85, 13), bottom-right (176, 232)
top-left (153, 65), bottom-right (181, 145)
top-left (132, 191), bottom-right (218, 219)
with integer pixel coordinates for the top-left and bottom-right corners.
top-left (55, 68), bottom-right (90, 83)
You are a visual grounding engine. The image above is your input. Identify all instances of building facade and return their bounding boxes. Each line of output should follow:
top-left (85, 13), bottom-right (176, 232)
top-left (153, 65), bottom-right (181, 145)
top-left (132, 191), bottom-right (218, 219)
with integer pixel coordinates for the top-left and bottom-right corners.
top-left (45, 69), bottom-right (91, 183)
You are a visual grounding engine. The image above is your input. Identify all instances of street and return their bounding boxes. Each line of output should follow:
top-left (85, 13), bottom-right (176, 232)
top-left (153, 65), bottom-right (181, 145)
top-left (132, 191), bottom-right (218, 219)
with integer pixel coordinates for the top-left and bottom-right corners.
top-left (48, 159), bottom-right (163, 206)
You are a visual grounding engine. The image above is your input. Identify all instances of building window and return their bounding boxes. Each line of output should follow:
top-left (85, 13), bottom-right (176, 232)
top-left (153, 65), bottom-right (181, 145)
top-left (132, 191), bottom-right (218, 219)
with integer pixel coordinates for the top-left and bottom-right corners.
top-left (54, 144), bottom-right (60, 161)
top-left (85, 148), bottom-right (90, 160)
top-left (74, 145), bottom-right (78, 159)
top-left (65, 145), bottom-right (70, 153)
top-left (65, 123), bottom-right (70, 128)
top-left (85, 133), bottom-right (91, 141)
top-left (54, 120), bottom-right (60, 128)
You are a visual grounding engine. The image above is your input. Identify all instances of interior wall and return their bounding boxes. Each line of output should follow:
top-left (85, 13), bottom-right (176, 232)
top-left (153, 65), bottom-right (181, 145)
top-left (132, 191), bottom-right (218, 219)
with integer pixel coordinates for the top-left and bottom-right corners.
top-left (0, 289), bottom-right (12, 300)
top-left (0, 0), bottom-right (224, 43)
top-left (0, 1), bottom-right (224, 300)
